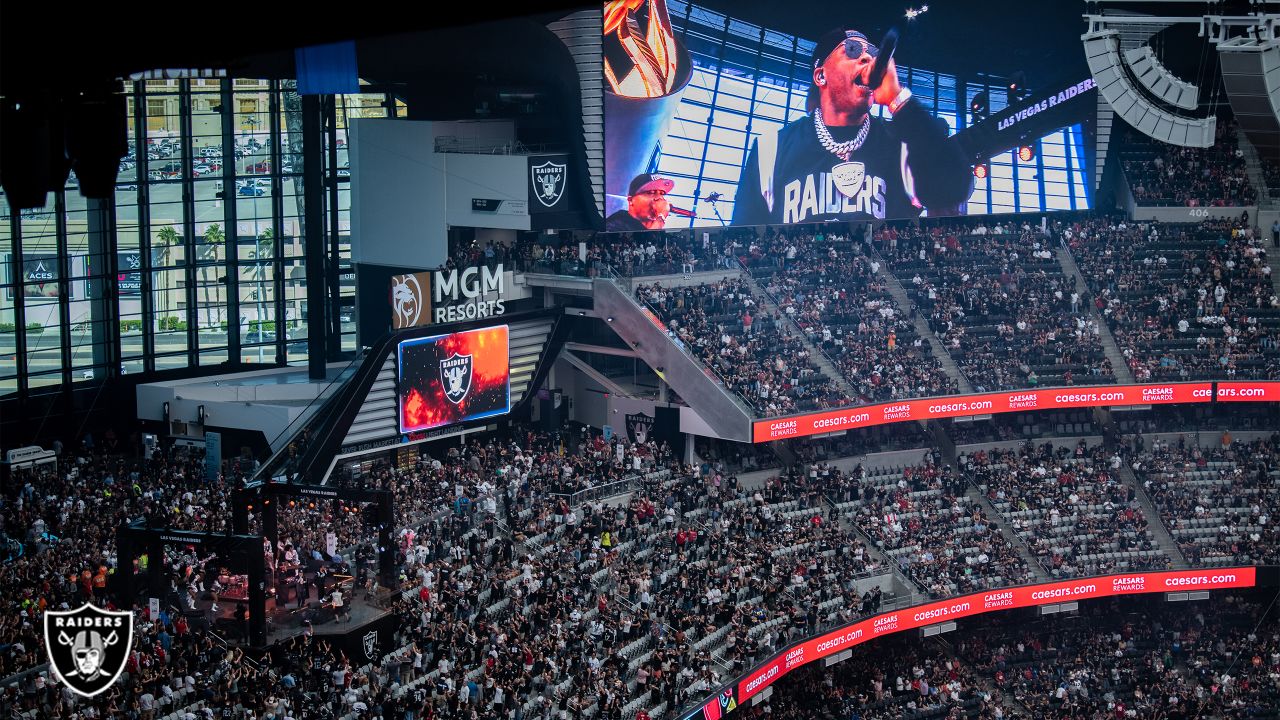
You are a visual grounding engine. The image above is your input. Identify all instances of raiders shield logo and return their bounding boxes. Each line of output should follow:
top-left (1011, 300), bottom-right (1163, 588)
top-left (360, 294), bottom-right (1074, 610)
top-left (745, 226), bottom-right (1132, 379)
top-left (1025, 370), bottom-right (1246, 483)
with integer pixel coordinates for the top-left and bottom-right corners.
top-left (831, 161), bottom-right (866, 199)
top-left (439, 353), bottom-right (473, 404)
top-left (625, 412), bottom-right (655, 444)
top-left (531, 160), bottom-right (567, 208)
top-left (363, 630), bottom-right (378, 660)
top-left (44, 603), bottom-right (133, 698)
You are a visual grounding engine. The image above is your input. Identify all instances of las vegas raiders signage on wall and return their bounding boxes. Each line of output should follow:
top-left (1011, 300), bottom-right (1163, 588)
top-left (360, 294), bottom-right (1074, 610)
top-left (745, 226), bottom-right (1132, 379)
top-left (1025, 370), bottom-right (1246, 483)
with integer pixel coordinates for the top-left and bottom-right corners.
top-left (527, 154), bottom-right (581, 216)
top-left (530, 158), bottom-right (567, 209)
top-left (389, 265), bottom-right (507, 328)
top-left (44, 603), bottom-right (134, 698)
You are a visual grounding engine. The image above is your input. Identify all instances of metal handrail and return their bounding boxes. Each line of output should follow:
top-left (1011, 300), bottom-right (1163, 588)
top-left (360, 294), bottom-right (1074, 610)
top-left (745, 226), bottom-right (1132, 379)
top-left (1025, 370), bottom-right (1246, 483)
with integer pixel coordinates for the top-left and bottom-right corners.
top-left (618, 273), bottom-right (762, 418)
top-left (249, 349), bottom-right (366, 484)
top-left (549, 469), bottom-right (670, 508)
top-left (432, 137), bottom-right (564, 155)
top-left (736, 254), bottom-right (860, 402)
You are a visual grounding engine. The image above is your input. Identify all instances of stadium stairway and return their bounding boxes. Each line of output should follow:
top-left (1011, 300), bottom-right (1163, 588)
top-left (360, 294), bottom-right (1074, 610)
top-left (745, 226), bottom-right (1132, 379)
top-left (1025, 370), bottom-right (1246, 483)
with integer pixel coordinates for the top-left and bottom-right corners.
top-left (1267, 243), bottom-right (1280, 299)
top-left (868, 248), bottom-right (976, 394)
top-left (593, 277), bottom-right (755, 441)
top-left (931, 422), bottom-right (1049, 581)
top-left (1236, 130), bottom-right (1276, 211)
top-left (735, 266), bottom-right (862, 401)
top-left (1054, 245), bottom-right (1137, 385)
top-left (1113, 458), bottom-right (1190, 570)
top-left (825, 499), bottom-right (902, 578)
top-left (930, 636), bottom-right (1029, 719)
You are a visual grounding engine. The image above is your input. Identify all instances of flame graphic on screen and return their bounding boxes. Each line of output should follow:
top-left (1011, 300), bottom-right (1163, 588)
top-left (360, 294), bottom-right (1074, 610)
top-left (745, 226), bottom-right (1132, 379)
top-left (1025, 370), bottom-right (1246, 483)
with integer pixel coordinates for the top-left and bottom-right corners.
top-left (403, 387), bottom-right (440, 430)
top-left (398, 326), bottom-right (510, 433)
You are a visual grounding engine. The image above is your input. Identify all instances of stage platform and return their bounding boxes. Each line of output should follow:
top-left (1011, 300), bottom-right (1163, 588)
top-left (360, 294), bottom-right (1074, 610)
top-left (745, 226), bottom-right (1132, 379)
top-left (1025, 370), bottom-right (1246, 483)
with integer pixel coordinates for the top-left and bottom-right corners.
top-left (205, 591), bottom-right (401, 664)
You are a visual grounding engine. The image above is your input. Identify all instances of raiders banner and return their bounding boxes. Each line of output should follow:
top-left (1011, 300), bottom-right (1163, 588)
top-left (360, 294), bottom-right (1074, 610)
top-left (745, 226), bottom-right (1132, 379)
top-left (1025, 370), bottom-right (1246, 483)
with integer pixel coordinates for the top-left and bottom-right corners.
top-left (528, 154), bottom-right (579, 217)
top-left (44, 603), bottom-right (134, 698)
top-left (625, 412), bottom-right (655, 444)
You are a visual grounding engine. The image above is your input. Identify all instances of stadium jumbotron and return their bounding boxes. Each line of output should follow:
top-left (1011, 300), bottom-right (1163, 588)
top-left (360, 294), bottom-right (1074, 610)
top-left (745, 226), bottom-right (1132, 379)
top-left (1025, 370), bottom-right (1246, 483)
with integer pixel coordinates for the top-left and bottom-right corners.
top-left (0, 1), bottom-right (1278, 719)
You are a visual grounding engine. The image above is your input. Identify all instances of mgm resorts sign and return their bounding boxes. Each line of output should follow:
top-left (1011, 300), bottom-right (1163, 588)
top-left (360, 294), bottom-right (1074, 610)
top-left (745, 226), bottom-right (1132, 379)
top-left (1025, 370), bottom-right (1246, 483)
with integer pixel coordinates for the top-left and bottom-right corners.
top-left (390, 264), bottom-right (506, 329)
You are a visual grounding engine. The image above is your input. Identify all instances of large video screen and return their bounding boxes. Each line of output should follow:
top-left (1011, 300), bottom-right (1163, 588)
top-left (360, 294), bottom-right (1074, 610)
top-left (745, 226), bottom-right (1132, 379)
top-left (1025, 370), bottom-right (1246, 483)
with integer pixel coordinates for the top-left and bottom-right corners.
top-left (603, 1), bottom-right (1093, 229)
top-left (397, 325), bottom-right (511, 433)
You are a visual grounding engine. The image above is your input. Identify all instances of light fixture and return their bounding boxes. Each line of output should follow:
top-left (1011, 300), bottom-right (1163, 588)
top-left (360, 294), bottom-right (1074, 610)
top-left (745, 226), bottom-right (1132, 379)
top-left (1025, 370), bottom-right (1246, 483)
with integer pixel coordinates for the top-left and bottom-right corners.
top-left (905, 5), bottom-right (929, 19)
top-left (973, 164), bottom-right (989, 179)
top-left (969, 91), bottom-right (989, 121)
top-left (1017, 145), bottom-right (1035, 162)
top-left (1008, 71), bottom-right (1027, 101)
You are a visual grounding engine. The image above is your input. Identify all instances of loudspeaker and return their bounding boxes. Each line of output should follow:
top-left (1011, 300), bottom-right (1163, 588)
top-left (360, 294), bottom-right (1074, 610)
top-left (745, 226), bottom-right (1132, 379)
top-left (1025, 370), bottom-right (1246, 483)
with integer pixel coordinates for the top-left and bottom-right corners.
top-left (1124, 46), bottom-right (1199, 110)
top-left (1218, 38), bottom-right (1280, 153)
top-left (63, 82), bottom-right (128, 199)
top-left (1084, 30), bottom-right (1216, 147)
top-left (0, 92), bottom-right (70, 210)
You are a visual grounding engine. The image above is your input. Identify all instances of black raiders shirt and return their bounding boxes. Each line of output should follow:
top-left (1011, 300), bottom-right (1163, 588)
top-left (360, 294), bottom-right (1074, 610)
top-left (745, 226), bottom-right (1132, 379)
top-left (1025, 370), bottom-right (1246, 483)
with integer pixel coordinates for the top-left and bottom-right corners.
top-left (732, 98), bottom-right (972, 226)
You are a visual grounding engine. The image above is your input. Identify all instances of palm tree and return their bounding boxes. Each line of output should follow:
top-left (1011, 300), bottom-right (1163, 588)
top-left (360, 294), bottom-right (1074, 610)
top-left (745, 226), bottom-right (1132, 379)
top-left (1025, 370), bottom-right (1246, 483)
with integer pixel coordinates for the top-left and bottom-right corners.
top-left (154, 226), bottom-right (181, 330)
top-left (255, 227), bottom-right (274, 333)
top-left (202, 224), bottom-right (225, 330)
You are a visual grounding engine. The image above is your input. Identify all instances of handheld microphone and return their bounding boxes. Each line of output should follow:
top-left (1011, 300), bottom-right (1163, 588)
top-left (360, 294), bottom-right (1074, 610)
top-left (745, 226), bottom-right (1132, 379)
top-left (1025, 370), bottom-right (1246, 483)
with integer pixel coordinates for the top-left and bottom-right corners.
top-left (865, 28), bottom-right (899, 90)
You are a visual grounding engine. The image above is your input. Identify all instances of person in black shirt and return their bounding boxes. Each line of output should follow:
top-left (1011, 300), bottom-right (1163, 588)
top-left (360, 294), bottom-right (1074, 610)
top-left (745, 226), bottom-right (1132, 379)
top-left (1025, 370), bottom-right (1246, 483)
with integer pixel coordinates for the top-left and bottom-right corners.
top-left (733, 27), bottom-right (972, 225)
top-left (605, 173), bottom-right (675, 231)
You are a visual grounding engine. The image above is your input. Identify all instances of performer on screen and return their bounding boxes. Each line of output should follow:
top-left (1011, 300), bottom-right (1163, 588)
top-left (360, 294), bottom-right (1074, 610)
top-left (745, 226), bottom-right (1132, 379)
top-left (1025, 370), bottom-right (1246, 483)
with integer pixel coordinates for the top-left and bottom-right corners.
top-left (606, 173), bottom-right (675, 231)
top-left (731, 28), bottom-right (972, 225)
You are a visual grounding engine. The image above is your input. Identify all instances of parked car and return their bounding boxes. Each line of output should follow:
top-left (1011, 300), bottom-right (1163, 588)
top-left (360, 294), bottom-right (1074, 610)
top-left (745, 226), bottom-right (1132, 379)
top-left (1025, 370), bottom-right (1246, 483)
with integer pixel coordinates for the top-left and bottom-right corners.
top-left (238, 185), bottom-right (265, 197)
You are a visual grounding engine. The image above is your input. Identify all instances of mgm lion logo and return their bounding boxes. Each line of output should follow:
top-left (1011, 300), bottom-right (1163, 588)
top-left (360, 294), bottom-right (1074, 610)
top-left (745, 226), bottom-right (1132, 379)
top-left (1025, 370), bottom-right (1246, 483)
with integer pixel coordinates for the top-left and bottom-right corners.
top-left (439, 353), bottom-right (474, 404)
top-left (390, 272), bottom-right (430, 330)
top-left (44, 604), bottom-right (133, 698)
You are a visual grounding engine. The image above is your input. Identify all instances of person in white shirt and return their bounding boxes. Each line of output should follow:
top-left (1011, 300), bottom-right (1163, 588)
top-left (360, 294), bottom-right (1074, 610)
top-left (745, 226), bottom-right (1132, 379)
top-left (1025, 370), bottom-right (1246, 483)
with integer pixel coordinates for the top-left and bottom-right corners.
top-left (331, 589), bottom-right (349, 622)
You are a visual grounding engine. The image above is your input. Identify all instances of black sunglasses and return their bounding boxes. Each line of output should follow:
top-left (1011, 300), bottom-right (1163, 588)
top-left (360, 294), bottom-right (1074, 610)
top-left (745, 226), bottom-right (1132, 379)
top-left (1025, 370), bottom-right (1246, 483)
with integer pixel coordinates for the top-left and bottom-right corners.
top-left (843, 36), bottom-right (880, 60)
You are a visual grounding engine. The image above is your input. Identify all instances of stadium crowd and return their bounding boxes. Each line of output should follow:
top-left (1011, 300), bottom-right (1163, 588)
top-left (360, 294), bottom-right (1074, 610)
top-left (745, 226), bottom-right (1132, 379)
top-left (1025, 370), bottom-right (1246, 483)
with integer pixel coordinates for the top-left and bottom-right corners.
top-left (1130, 434), bottom-right (1280, 568)
top-left (957, 592), bottom-right (1279, 719)
top-left (1, 415), bottom-right (1277, 719)
top-left (1069, 216), bottom-right (1279, 381)
top-left (738, 634), bottom-right (1015, 720)
top-left (1122, 120), bottom-right (1258, 207)
top-left (824, 455), bottom-right (1038, 598)
top-left (742, 226), bottom-right (959, 403)
top-left (887, 222), bottom-right (1114, 392)
top-left (636, 278), bottom-right (852, 415)
top-left (962, 441), bottom-right (1169, 578)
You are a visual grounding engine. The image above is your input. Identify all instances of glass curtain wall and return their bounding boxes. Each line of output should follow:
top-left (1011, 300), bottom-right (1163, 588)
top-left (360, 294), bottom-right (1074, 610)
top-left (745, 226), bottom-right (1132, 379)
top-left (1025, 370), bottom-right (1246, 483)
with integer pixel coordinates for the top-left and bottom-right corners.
top-left (0, 78), bottom-right (395, 399)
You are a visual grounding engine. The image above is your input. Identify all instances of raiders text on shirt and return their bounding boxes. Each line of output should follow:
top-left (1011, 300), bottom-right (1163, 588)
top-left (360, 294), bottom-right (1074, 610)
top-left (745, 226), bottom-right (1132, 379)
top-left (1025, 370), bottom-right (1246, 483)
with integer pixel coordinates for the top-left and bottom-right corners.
top-left (733, 114), bottom-right (916, 225)
top-left (782, 171), bottom-right (888, 224)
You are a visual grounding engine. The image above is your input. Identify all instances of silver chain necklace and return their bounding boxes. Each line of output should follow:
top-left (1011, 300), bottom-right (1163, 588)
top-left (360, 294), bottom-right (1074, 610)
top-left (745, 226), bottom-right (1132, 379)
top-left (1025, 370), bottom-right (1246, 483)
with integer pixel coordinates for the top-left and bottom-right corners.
top-left (814, 108), bottom-right (870, 162)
